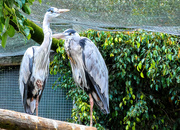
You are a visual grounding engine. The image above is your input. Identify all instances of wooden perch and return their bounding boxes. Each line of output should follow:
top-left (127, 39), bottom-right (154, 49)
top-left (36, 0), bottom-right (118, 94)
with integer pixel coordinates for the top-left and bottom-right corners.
top-left (0, 109), bottom-right (96, 130)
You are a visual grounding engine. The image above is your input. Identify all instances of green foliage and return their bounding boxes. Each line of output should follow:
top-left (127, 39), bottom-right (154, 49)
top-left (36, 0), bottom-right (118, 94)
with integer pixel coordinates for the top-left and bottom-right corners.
top-left (0, 0), bottom-right (41, 48)
top-left (50, 30), bottom-right (180, 129)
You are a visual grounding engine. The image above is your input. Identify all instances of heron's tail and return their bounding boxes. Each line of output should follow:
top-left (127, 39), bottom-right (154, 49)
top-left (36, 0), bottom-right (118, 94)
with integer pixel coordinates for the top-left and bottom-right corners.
top-left (24, 105), bottom-right (33, 115)
top-left (24, 99), bottom-right (36, 115)
top-left (91, 89), bottom-right (110, 114)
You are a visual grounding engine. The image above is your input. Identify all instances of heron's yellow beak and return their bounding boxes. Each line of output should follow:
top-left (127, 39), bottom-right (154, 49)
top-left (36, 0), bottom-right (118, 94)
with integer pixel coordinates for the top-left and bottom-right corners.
top-left (57, 9), bottom-right (70, 13)
top-left (52, 33), bottom-right (66, 40)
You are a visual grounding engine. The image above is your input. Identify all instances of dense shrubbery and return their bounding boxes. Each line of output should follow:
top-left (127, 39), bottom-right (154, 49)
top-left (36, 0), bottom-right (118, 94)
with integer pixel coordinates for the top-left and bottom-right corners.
top-left (50, 30), bottom-right (180, 129)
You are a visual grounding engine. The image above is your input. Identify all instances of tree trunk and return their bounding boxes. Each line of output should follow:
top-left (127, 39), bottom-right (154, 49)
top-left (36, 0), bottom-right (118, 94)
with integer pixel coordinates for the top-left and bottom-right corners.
top-left (0, 109), bottom-right (96, 130)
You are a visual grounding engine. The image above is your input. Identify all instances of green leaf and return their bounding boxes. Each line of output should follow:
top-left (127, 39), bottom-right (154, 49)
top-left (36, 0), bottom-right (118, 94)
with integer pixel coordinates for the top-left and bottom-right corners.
top-left (7, 25), bottom-right (15, 37)
top-left (137, 41), bottom-right (140, 48)
top-left (138, 62), bottom-right (142, 69)
top-left (22, 3), bottom-right (31, 14)
top-left (81, 106), bottom-right (85, 112)
top-left (136, 117), bottom-right (140, 122)
top-left (28, 0), bottom-right (35, 4)
top-left (0, 23), bottom-right (3, 32)
top-left (140, 72), bottom-right (144, 78)
top-left (15, 0), bottom-right (22, 8)
top-left (110, 53), bottom-right (114, 57)
top-left (132, 126), bottom-right (135, 130)
top-left (137, 62), bottom-right (142, 72)
top-left (119, 102), bottom-right (123, 108)
top-left (27, 33), bottom-right (31, 40)
top-left (125, 125), bottom-right (129, 130)
top-left (151, 59), bottom-right (156, 68)
top-left (171, 96), bottom-right (174, 101)
top-left (38, 0), bottom-right (42, 3)
top-left (168, 54), bottom-right (172, 61)
top-left (124, 101), bottom-right (126, 105)
top-left (155, 85), bottom-right (158, 91)
top-left (5, 17), bottom-right (10, 30)
top-left (0, 0), bottom-right (3, 18)
top-left (153, 115), bottom-right (156, 119)
top-left (21, 0), bottom-right (25, 4)
top-left (127, 121), bottom-right (130, 126)
top-left (132, 94), bottom-right (136, 100)
top-left (140, 94), bottom-right (144, 100)
top-left (161, 119), bottom-right (164, 123)
top-left (1, 31), bottom-right (8, 48)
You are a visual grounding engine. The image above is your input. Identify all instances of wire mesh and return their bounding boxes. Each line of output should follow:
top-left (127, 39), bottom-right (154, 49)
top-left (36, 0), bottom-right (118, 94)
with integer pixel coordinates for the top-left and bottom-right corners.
top-left (1, 0), bottom-right (179, 58)
top-left (0, 66), bottom-right (72, 121)
top-left (29, 0), bottom-right (180, 35)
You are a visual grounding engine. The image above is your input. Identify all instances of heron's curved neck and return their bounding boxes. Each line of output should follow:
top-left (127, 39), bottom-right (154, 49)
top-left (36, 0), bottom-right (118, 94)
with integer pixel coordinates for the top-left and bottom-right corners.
top-left (41, 15), bottom-right (52, 51)
top-left (43, 15), bottom-right (51, 34)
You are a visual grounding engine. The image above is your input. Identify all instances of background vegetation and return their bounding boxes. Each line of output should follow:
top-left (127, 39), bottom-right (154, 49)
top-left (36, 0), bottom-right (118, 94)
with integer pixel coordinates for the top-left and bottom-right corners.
top-left (0, 0), bottom-right (43, 48)
top-left (50, 30), bottom-right (180, 129)
top-left (1, 0), bottom-right (179, 129)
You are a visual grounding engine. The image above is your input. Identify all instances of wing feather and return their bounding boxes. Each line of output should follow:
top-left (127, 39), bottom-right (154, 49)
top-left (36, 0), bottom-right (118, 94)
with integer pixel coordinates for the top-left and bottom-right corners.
top-left (80, 38), bottom-right (109, 113)
top-left (82, 38), bottom-right (108, 93)
top-left (19, 47), bottom-right (36, 113)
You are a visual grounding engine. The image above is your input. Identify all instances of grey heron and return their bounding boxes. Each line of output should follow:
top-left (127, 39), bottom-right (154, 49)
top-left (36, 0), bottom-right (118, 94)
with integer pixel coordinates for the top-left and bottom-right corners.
top-left (52, 29), bottom-right (110, 126)
top-left (19, 7), bottom-right (69, 116)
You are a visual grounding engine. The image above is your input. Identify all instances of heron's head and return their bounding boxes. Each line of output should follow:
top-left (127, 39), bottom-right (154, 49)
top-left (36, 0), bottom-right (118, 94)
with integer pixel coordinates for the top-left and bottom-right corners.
top-left (52, 29), bottom-right (80, 41)
top-left (45, 7), bottom-right (69, 20)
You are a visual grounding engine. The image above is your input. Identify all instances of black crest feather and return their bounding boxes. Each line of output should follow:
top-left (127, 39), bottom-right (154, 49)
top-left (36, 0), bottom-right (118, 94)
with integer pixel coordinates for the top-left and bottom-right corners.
top-left (47, 7), bottom-right (55, 12)
top-left (64, 29), bottom-right (76, 34)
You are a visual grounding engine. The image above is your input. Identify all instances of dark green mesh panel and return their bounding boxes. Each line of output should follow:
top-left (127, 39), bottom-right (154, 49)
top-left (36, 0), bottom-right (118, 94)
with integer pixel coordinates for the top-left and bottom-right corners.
top-left (29, 0), bottom-right (180, 35)
top-left (0, 66), bottom-right (72, 121)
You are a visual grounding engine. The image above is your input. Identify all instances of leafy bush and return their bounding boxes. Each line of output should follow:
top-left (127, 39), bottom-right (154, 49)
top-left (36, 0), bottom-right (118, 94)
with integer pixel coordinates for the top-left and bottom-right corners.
top-left (50, 30), bottom-right (180, 129)
top-left (0, 0), bottom-right (42, 47)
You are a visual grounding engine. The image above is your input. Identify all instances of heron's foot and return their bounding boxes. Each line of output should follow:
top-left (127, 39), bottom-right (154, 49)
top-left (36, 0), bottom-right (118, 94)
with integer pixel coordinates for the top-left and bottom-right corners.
top-left (36, 80), bottom-right (43, 90)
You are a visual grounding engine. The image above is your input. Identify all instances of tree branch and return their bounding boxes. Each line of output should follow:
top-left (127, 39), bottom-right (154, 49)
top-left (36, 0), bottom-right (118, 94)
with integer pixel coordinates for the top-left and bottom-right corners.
top-left (5, 5), bottom-right (61, 51)
top-left (0, 109), bottom-right (96, 130)
top-left (9, 18), bottom-right (60, 51)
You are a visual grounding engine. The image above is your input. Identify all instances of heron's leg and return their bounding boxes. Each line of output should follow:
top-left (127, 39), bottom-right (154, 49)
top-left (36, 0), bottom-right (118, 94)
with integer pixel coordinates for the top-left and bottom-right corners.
top-left (89, 93), bottom-right (94, 127)
top-left (36, 80), bottom-right (42, 117)
top-left (36, 95), bottom-right (39, 116)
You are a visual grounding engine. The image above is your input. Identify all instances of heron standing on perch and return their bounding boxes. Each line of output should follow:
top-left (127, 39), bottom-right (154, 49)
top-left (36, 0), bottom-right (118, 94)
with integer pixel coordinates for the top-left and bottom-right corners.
top-left (19, 7), bottom-right (69, 116)
top-left (52, 29), bottom-right (110, 126)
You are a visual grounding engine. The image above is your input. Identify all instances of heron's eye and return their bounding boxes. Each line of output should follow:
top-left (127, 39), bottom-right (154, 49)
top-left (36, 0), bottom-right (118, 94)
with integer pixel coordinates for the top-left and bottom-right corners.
top-left (50, 10), bottom-right (53, 13)
top-left (69, 33), bottom-right (72, 35)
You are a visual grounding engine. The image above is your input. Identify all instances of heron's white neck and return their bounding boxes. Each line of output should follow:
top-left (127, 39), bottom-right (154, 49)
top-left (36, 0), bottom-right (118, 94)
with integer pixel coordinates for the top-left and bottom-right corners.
top-left (41, 14), bottom-right (52, 51)
top-left (43, 15), bottom-right (51, 34)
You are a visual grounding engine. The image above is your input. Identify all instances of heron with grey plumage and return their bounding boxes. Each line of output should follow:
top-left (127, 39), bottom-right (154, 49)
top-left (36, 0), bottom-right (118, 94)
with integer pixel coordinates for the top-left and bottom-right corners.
top-left (52, 29), bottom-right (110, 126)
top-left (19, 7), bottom-right (69, 116)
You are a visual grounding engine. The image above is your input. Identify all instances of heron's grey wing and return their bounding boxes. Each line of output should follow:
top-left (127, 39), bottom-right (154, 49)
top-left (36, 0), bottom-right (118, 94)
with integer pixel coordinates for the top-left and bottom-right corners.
top-left (80, 38), bottom-right (109, 114)
top-left (38, 61), bottom-right (49, 102)
top-left (19, 47), bottom-right (35, 114)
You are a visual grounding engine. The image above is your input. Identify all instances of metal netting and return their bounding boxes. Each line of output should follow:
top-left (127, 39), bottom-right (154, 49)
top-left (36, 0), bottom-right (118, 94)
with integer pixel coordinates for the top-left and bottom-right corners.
top-left (29, 0), bottom-right (180, 35)
top-left (0, 66), bottom-right (72, 121)
top-left (1, 0), bottom-right (179, 58)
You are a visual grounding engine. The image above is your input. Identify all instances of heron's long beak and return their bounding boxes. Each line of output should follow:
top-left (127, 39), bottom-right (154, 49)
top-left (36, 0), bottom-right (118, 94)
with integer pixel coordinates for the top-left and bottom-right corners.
top-left (57, 9), bottom-right (70, 13)
top-left (52, 33), bottom-right (66, 40)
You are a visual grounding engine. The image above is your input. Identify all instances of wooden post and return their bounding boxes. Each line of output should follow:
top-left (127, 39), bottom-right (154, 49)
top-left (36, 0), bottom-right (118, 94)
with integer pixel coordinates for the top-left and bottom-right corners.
top-left (0, 109), bottom-right (96, 130)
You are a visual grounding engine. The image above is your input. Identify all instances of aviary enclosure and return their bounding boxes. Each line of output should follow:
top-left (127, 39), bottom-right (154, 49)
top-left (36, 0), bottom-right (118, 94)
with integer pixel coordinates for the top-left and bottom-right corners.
top-left (0, 0), bottom-right (179, 129)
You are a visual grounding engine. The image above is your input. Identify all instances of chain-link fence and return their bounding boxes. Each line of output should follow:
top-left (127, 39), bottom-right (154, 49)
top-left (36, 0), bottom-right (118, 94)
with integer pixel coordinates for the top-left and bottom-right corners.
top-left (0, 66), bottom-right (72, 121)
top-left (29, 0), bottom-right (180, 35)
top-left (1, 0), bottom-right (179, 58)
